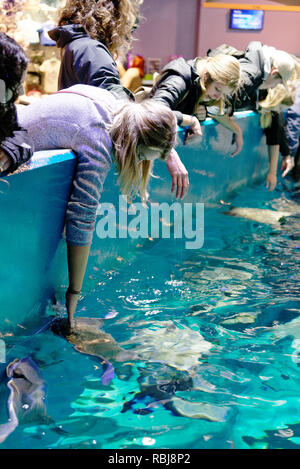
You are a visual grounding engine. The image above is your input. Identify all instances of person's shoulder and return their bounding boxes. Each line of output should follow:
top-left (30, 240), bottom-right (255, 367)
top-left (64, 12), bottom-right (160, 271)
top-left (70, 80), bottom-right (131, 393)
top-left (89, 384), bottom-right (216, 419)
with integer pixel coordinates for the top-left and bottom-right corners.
top-left (67, 83), bottom-right (112, 97)
top-left (245, 41), bottom-right (263, 53)
top-left (61, 85), bottom-right (118, 123)
top-left (161, 57), bottom-right (193, 84)
top-left (69, 35), bottom-right (112, 57)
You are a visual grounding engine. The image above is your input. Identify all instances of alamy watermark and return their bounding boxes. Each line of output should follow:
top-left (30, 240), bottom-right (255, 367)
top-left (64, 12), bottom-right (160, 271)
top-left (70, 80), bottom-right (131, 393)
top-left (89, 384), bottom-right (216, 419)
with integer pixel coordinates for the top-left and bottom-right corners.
top-left (96, 196), bottom-right (204, 249)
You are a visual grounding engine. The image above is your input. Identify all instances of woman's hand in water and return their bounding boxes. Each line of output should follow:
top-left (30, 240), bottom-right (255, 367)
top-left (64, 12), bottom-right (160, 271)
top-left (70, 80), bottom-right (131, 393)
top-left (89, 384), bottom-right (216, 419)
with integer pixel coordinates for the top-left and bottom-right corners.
top-left (65, 244), bottom-right (90, 327)
top-left (266, 171), bottom-right (277, 191)
top-left (65, 288), bottom-right (81, 328)
top-left (281, 155), bottom-right (295, 178)
top-left (166, 148), bottom-right (189, 199)
top-left (0, 149), bottom-right (11, 173)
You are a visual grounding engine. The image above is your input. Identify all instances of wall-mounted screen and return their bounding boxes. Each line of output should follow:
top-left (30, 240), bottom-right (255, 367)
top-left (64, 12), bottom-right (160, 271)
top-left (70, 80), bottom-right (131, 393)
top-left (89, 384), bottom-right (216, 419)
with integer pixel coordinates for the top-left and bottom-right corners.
top-left (230, 9), bottom-right (264, 31)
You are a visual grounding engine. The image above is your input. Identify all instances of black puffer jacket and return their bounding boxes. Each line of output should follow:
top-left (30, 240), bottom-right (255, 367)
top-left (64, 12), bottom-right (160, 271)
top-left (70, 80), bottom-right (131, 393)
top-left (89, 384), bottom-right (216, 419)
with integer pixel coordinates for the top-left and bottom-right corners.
top-left (1, 127), bottom-right (34, 175)
top-left (149, 57), bottom-right (203, 125)
top-left (235, 41), bottom-right (265, 111)
top-left (48, 24), bottom-right (133, 101)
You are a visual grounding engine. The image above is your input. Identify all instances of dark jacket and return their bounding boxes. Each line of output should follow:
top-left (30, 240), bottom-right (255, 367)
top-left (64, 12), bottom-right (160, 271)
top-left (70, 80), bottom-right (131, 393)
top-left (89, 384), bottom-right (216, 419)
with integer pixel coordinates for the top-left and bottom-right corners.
top-left (48, 25), bottom-right (133, 101)
top-left (234, 41), bottom-right (265, 111)
top-left (149, 57), bottom-right (203, 125)
top-left (239, 42), bottom-right (291, 154)
top-left (264, 112), bottom-right (290, 157)
top-left (1, 126), bottom-right (34, 175)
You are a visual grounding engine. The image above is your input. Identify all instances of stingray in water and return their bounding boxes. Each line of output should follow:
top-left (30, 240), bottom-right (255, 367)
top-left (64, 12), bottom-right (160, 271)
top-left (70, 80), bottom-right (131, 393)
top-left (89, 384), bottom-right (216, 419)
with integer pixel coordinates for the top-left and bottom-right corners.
top-left (271, 316), bottom-right (300, 364)
top-left (224, 206), bottom-right (292, 226)
top-left (119, 321), bottom-right (229, 421)
top-left (0, 356), bottom-right (52, 444)
top-left (121, 320), bottom-right (213, 371)
top-left (52, 316), bottom-right (228, 421)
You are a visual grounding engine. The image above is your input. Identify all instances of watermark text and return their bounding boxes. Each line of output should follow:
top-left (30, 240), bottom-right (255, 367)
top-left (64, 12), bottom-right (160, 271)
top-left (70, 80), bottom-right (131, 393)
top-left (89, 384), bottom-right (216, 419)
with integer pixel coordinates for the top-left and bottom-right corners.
top-left (96, 196), bottom-right (204, 249)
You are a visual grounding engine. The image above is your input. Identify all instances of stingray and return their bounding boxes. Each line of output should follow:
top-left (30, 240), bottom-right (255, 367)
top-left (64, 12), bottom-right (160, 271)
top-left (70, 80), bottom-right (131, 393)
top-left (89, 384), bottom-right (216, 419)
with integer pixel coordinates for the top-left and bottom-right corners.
top-left (120, 321), bottom-right (229, 421)
top-left (51, 317), bottom-right (228, 421)
top-left (121, 320), bottom-right (213, 371)
top-left (0, 357), bottom-right (52, 444)
top-left (224, 206), bottom-right (292, 226)
top-left (121, 322), bottom-right (231, 421)
top-left (272, 316), bottom-right (300, 364)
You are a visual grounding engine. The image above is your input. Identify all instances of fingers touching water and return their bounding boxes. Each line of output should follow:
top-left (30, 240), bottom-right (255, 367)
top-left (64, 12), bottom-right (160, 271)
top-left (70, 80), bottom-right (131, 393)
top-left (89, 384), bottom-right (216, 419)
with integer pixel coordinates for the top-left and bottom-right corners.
top-left (166, 149), bottom-right (189, 199)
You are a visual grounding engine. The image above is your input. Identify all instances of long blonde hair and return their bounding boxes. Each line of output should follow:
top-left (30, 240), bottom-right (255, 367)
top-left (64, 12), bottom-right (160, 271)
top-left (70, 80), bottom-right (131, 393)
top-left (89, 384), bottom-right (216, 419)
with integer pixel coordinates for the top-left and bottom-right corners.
top-left (259, 83), bottom-right (295, 128)
top-left (272, 50), bottom-right (300, 84)
top-left (110, 100), bottom-right (177, 202)
top-left (58, 0), bottom-right (142, 57)
top-left (195, 54), bottom-right (242, 112)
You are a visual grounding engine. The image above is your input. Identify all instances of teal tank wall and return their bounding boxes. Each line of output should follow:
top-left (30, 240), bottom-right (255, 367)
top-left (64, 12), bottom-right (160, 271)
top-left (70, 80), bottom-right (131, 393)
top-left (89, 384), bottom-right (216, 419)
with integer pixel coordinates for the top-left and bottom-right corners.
top-left (0, 112), bottom-right (268, 333)
top-left (149, 111), bottom-right (268, 203)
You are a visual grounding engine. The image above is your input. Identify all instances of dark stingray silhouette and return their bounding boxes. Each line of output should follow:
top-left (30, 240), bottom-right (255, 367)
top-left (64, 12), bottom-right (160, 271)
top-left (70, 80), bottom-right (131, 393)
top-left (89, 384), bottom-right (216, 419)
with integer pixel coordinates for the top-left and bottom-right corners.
top-left (51, 317), bottom-right (228, 421)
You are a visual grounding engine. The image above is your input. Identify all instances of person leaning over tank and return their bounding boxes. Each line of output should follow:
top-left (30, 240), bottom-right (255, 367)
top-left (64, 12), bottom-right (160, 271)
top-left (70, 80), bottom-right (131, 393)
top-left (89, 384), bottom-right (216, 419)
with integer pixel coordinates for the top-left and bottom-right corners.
top-left (208, 41), bottom-right (300, 191)
top-left (0, 33), bottom-right (33, 175)
top-left (17, 84), bottom-right (178, 327)
top-left (48, 0), bottom-right (189, 199)
top-left (258, 84), bottom-right (296, 180)
top-left (148, 53), bottom-right (243, 156)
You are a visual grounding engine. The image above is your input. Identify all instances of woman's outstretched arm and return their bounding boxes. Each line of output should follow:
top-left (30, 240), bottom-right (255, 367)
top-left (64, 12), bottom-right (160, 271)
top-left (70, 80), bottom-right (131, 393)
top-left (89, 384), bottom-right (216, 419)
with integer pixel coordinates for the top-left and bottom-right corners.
top-left (66, 243), bottom-right (91, 327)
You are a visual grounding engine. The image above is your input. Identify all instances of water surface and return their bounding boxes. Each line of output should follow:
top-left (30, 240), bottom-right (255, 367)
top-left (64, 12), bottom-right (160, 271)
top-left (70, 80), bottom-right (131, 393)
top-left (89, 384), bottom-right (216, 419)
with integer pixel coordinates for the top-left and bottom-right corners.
top-left (1, 179), bottom-right (300, 449)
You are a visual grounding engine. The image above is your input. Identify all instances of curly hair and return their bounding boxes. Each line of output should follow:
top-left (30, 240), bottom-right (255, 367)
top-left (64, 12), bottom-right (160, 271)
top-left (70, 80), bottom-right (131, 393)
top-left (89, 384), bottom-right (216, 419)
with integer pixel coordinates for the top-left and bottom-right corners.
top-left (58, 0), bottom-right (142, 57)
top-left (0, 32), bottom-right (28, 142)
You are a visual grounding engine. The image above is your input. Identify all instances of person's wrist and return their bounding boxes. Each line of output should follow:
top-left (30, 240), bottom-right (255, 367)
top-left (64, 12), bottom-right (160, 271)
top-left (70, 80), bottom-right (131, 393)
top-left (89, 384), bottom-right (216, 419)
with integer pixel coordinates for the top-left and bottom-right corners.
top-left (182, 115), bottom-right (195, 127)
top-left (166, 148), bottom-right (176, 161)
top-left (187, 116), bottom-right (195, 127)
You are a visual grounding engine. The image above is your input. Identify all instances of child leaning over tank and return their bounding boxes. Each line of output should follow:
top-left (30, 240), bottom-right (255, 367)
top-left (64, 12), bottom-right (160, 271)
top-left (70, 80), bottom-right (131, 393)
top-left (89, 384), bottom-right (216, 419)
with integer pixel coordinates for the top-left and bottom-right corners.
top-left (16, 85), bottom-right (178, 328)
top-left (148, 53), bottom-right (243, 156)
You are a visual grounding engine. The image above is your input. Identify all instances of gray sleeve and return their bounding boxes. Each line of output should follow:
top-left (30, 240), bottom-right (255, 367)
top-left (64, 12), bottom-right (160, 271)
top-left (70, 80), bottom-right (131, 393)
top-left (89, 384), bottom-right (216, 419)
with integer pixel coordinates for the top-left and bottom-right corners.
top-left (66, 125), bottom-right (113, 245)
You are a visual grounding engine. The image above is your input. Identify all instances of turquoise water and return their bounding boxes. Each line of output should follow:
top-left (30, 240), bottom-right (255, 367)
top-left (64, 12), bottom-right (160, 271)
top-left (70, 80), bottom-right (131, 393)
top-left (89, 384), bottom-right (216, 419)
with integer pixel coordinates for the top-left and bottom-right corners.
top-left (1, 179), bottom-right (300, 450)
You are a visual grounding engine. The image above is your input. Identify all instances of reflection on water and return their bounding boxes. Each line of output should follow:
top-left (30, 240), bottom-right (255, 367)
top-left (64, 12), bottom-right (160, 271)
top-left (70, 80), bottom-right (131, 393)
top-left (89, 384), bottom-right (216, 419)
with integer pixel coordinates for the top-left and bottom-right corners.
top-left (1, 182), bottom-right (300, 449)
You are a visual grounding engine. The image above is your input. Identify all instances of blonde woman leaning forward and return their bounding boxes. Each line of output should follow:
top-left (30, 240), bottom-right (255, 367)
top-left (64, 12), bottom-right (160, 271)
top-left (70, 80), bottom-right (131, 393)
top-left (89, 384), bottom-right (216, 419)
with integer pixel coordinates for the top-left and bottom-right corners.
top-left (17, 85), bottom-right (177, 327)
top-left (149, 54), bottom-right (243, 155)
